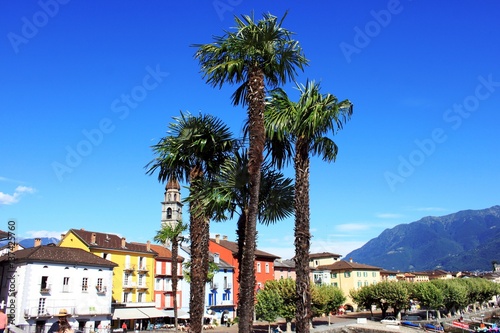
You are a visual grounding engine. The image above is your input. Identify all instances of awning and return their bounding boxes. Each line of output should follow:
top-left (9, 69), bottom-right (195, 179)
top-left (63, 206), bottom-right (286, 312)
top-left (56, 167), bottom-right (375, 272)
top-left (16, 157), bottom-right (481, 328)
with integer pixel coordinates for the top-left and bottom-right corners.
top-left (138, 307), bottom-right (167, 318)
top-left (163, 310), bottom-right (189, 319)
top-left (112, 308), bottom-right (149, 320)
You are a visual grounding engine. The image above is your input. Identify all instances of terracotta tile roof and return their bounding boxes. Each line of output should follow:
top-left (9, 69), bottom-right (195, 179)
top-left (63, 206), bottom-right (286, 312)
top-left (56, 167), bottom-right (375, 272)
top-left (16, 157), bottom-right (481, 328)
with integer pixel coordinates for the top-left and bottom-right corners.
top-left (0, 245), bottom-right (117, 268)
top-left (210, 238), bottom-right (280, 260)
top-left (316, 260), bottom-right (381, 271)
top-left (274, 259), bottom-right (295, 269)
top-left (148, 244), bottom-right (184, 261)
top-left (309, 252), bottom-right (342, 259)
top-left (66, 229), bottom-right (157, 255)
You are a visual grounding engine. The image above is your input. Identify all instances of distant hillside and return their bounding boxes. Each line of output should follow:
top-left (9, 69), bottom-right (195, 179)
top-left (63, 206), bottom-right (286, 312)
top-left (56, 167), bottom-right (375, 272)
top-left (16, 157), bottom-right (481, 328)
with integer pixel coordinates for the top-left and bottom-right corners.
top-left (0, 237), bottom-right (60, 248)
top-left (345, 206), bottom-right (500, 272)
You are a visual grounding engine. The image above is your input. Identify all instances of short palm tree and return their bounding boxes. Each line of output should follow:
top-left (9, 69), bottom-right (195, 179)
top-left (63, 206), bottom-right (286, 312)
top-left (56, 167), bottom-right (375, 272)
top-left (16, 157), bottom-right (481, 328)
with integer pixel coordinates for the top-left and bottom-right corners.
top-left (154, 218), bottom-right (187, 332)
top-left (193, 13), bottom-right (307, 332)
top-left (265, 81), bottom-right (353, 333)
top-left (146, 112), bottom-right (235, 333)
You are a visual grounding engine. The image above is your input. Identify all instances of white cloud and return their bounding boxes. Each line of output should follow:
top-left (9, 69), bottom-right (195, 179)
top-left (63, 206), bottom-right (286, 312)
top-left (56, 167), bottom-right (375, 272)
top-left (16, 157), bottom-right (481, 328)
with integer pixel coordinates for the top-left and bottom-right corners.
top-left (25, 230), bottom-right (65, 239)
top-left (335, 223), bottom-right (371, 232)
top-left (376, 213), bottom-right (404, 219)
top-left (0, 186), bottom-right (36, 205)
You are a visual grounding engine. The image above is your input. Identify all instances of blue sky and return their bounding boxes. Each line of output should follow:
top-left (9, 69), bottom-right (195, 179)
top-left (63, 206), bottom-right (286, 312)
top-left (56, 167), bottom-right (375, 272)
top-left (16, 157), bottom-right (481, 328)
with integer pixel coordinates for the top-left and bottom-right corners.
top-left (1, 1), bottom-right (499, 260)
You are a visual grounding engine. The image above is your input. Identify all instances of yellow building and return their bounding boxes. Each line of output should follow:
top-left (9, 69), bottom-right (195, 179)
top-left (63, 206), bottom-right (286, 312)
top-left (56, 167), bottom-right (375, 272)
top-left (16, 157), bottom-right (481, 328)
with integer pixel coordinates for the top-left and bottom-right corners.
top-left (59, 229), bottom-right (165, 326)
top-left (312, 258), bottom-right (382, 310)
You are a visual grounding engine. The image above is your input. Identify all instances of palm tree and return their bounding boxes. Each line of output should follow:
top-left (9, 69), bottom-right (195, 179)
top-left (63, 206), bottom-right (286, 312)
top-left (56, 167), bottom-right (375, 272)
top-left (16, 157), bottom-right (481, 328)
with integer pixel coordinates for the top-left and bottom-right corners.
top-left (187, 148), bottom-right (295, 284)
top-left (265, 81), bottom-right (353, 333)
top-left (154, 217), bottom-right (187, 332)
top-left (146, 112), bottom-right (235, 333)
top-left (193, 13), bottom-right (308, 332)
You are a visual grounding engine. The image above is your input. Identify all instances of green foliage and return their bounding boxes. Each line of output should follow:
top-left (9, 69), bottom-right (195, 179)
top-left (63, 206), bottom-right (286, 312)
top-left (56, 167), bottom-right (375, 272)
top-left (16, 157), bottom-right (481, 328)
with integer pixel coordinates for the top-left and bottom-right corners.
top-left (409, 280), bottom-right (443, 310)
top-left (182, 261), bottom-right (219, 283)
top-left (255, 287), bottom-right (283, 323)
top-left (263, 279), bottom-right (296, 321)
top-left (311, 284), bottom-right (345, 317)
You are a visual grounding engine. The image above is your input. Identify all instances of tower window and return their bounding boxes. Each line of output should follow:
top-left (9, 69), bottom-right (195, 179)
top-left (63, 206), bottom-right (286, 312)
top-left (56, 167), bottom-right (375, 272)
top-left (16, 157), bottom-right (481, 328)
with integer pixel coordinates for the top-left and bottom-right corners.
top-left (167, 208), bottom-right (172, 219)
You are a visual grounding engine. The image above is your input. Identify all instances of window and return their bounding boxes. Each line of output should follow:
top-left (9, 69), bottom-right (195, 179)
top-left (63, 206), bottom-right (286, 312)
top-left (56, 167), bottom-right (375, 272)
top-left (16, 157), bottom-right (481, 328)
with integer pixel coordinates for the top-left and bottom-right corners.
top-left (138, 274), bottom-right (144, 287)
top-left (123, 292), bottom-right (130, 302)
top-left (364, 281), bottom-right (369, 286)
top-left (357, 272), bottom-right (361, 277)
top-left (330, 273), bottom-right (337, 279)
top-left (167, 208), bottom-right (172, 219)
top-left (40, 276), bottom-right (49, 291)
top-left (97, 278), bottom-right (104, 292)
top-left (332, 282), bottom-right (338, 287)
top-left (363, 271), bottom-right (368, 277)
top-left (63, 277), bottom-right (70, 292)
top-left (38, 298), bottom-right (46, 315)
top-left (372, 272), bottom-right (377, 277)
top-left (357, 281), bottom-right (362, 288)
top-left (139, 257), bottom-right (144, 269)
top-left (313, 273), bottom-right (322, 285)
top-left (256, 263), bottom-right (261, 273)
top-left (82, 277), bottom-right (88, 292)
top-left (138, 292), bottom-right (144, 302)
top-left (265, 263), bottom-right (270, 273)
top-left (344, 272), bottom-right (351, 278)
top-left (124, 272), bottom-right (130, 286)
top-left (155, 278), bottom-right (161, 290)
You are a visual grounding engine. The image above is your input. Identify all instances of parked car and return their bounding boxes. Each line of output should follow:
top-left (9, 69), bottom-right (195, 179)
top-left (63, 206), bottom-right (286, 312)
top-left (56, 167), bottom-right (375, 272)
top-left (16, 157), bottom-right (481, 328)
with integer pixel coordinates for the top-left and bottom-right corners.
top-left (381, 316), bottom-right (400, 325)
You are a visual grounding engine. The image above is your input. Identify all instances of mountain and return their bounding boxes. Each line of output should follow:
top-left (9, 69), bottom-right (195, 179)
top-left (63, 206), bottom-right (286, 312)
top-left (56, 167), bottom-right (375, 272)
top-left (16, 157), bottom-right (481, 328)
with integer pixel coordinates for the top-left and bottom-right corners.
top-left (0, 237), bottom-right (60, 249)
top-left (345, 205), bottom-right (500, 272)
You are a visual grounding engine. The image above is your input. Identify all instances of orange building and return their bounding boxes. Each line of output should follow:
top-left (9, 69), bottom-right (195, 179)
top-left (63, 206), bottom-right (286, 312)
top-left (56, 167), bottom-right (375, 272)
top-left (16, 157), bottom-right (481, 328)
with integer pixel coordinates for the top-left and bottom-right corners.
top-left (208, 234), bottom-right (279, 311)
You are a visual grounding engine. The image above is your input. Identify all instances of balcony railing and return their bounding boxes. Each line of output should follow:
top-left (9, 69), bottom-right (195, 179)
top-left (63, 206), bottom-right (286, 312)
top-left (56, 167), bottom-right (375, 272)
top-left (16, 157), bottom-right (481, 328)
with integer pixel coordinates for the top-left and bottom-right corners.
top-left (224, 283), bottom-right (232, 289)
top-left (96, 285), bottom-right (107, 294)
top-left (123, 282), bottom-right (136, 289)
top-left (209, 282), bottom-right (218, 289)
top-left (137, 265), bottom-right (149, 273)
top-left (136, 283), bottom-right (148, 289)
top-left (40, 284), bottom-right (51, 293)
top-left (124, 265), bottom-right (135, 271)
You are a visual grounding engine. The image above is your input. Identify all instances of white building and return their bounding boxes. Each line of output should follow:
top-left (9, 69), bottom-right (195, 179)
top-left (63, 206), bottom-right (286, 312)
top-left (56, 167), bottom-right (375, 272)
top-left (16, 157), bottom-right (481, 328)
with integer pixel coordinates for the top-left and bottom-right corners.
top-left (0, 241), bottom-right (116, 333)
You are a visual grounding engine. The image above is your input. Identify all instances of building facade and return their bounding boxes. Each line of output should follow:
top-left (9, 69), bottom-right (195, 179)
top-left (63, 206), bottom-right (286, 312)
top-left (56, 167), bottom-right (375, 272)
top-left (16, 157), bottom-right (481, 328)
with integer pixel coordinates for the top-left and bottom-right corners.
top-left (0, 242), bottom-right (116, 333)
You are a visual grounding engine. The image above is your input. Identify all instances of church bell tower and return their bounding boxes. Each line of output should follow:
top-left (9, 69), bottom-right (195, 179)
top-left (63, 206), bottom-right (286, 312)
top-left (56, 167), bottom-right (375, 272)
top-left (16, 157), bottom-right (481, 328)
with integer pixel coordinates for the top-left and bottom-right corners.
top-left (161, 178), bottom-right (183, 230)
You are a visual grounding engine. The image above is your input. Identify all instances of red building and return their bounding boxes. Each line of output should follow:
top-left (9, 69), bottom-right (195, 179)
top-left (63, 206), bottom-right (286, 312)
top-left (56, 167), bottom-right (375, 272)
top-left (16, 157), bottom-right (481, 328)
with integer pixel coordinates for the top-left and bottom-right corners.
top-left (150, 244), bottom-right (184, 310)
top-left (208, 234), bottom-right (280, 311)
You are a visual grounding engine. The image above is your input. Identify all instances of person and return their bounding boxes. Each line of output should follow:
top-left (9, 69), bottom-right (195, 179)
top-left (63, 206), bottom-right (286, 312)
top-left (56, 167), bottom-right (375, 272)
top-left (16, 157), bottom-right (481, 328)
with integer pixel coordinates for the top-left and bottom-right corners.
top-left (48, 309), bottom-right (74, 333)
top-left (122, 322), bottom-right (128, 333)
top-left (0, 309), bottom-right (8, 333)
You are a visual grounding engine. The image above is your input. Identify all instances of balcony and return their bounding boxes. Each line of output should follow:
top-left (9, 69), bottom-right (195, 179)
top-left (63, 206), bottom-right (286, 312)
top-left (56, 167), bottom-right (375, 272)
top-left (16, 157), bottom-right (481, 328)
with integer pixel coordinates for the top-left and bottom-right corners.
top-left (136, 283), bottom-right (148, 290)
top-left (123, 282), bottom-right (136, 289)
top-left (209, 282), bottom-right (218, 290)
top-left (40, 285), bottom-right (51, 294)
top-left (224, 283), bottom-right (232, 290)
top-left (137, 265), bottom-right (149, 273)
top-left (96, 285), bottom-right (107, 294)
top-left (124, 265), bottom-right (135, 272)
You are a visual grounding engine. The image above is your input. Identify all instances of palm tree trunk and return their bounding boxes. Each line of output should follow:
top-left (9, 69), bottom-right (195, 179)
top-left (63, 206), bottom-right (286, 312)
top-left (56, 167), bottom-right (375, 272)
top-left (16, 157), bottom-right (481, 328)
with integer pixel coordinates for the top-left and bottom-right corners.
top-left (238, 66), bottom-right (266, 333)
top-left (189, 168), bottom-right (209, 333)
top-left (172, 238), bottom-right (179, 331)
top-left (294, 139), bottom-right (311, 333)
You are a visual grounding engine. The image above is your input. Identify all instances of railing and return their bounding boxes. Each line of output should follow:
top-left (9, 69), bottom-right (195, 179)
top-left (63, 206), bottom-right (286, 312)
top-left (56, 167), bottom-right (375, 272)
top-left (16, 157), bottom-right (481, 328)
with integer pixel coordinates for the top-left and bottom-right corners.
top-left (96, 285), bottom-right (107, 294)
top-left (137, 265), bottom-right (149, 272)
top-left (123, 282), bottom-right (136, 289)
top-left (224, 283), bottom-right (232, 289)
top-left (40, 285), bottom-right (51, 293)
top-left (124, 265), bottom-right (135, 271)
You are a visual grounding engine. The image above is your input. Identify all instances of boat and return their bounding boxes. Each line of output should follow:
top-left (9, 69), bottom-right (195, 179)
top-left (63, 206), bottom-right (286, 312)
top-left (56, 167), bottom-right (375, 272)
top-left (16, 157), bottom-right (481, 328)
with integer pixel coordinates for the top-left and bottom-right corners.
top-left (423, 323), bottom-right (444, 332)
top-left (401, 321), bottom-right (421, 329)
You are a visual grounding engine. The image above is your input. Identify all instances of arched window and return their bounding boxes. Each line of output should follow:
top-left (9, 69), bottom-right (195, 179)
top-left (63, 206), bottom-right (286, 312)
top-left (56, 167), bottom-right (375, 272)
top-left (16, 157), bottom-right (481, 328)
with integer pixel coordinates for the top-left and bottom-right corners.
top-left (167, 208), bottom-right (172, 219)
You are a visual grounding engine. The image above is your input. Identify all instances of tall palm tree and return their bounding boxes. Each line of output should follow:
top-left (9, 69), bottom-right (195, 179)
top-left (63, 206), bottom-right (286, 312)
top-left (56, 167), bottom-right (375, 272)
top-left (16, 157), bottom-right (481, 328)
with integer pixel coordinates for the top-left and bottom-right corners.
top-left (154, 218), bottom-right (187, 332)
top-left (187, 148), bottom-right (295, 284)
top-left (193, 13), bottom-right (308, 332)
top-left (146, 112), bottom-right (235, 333)
top-left (265, 81), bottom-right (353, 333)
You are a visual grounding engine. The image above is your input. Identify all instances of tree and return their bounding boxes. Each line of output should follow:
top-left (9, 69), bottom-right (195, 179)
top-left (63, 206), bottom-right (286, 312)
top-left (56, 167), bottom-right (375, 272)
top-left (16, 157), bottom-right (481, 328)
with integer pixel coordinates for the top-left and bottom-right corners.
top-left (146, 112), bottom-right (235, 333)
top-left (431, 279), bottom-right (468, 316)
top-left (194, 13), bottom-right (307, 333)
top-left (255, 287), bottom-right (284, 333)
top-left (311, 285), bottom-right (345, 326)
top-left (153, 219), bottom-right (187, 331)
top-left (409, 280), bottom-right (443, 319)
top-left (188, 148), bottom-right (294, 287)
top-left (350, 284), bottom-right (378, 317)
top-left (261, 279), bottom-right (297, 333)
top-left (265, 81), bottom-right (352, 332)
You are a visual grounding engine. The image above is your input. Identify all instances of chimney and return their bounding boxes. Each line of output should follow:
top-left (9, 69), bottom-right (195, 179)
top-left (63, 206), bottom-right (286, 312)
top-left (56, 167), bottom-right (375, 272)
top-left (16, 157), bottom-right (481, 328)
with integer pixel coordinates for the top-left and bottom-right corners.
top-left (121, 237), bottom-right (126, 248)
top-left (91, 233), bottom-right (96, 244)
top-left (215, 234), bottom-right (220, 244)
top-left (61, 233), bottom-right (65, 240)
top-left (34, 238), bottom-right (42, 247)
top-left (147, 240), bottom-right (151, 252)
top-left (222, 235), bottom-right (228, 240)
top-left (349, 258), bottom-right (353, 263)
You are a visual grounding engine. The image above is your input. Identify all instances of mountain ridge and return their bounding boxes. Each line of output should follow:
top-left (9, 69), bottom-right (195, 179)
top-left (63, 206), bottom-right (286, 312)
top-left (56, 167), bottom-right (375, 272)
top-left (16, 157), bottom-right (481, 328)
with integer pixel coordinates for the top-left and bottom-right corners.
top-left (345, 205), bottom-right (500, 272)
